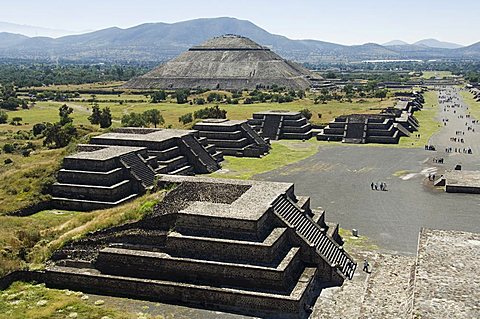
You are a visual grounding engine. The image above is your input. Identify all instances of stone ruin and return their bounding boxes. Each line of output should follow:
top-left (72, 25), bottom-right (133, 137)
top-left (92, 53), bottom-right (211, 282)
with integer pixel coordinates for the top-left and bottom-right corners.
top-left (248, 110), bottom-right (314, 141)
top-left (434, 170), bottom-right (480, 194)
top-left (45, 175), bottom-right (356, 318)
top-left (317, 93), bottom-right (423, 144)
top-left (193, 119), bottom-right (270, 157)
top-left (123, 35), bottom-right (326, 90)
top-left (51, 128), bottom-right (222, 211)
top-left (470, 87), bottom-right (480, 101)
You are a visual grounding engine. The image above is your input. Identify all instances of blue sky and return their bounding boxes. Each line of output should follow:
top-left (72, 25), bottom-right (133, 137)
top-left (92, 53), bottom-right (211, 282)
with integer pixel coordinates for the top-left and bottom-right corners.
top-left (0, 0), bottom-right (478, 45)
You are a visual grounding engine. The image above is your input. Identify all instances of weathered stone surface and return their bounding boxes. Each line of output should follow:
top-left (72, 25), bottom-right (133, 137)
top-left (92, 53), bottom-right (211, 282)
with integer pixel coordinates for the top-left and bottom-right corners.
top-left (124, 35), bottom-right (324, 90)
top-left (412, 228), bottom-right (480, 319)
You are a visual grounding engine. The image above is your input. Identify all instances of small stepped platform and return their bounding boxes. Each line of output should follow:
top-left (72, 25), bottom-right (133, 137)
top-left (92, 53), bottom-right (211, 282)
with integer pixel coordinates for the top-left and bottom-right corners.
top-left (194, 119), bottom-right (270, 157)
top-left (248, 111), bottom-right (313, 141)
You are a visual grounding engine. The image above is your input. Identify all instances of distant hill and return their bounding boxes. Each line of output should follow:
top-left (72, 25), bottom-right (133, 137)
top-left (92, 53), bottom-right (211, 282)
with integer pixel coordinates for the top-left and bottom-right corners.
top-left (382, 40), bottom-right (409, 46)
top-left (413, 38), bottom-right (463, 49)
top-left (0, 21), bottom-right (81, 38)
top-left (0, 17), bottom-right (478, 63)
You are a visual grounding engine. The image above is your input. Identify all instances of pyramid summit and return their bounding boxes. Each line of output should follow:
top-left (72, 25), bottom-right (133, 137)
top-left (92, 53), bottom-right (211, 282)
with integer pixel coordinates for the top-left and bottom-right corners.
top-left (124, 34), bottom-right (324, 90)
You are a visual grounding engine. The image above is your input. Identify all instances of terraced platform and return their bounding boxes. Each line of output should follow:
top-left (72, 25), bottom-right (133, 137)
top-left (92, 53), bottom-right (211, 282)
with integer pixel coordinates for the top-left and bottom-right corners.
top-left (248, 111), bottom-right (313, 140)
top-left (51, 128), bottom-right (223, 211)
top-left (44, 175), bottom-right (356, 318)
top-left (194, 119), bottom-right (270, 157)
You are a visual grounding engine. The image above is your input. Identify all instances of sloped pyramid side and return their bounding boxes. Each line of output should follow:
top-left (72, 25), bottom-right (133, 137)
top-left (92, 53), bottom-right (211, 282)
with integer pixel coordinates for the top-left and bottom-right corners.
top-left (124, 35), bottom-right (322, 90)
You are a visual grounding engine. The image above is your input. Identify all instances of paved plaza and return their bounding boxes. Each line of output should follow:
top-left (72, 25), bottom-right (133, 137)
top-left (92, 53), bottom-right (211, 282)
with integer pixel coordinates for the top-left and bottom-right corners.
top-left (257, 87), bottom-right (480, 254)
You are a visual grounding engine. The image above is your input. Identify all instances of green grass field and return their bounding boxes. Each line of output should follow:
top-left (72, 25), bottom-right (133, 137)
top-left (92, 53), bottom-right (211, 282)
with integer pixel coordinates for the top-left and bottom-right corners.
top-left (420, 71), bottom-right (453, 79)
top-left (2, 90), bottom-right (394, 132)
top-left (459, 90), bottom-right (480, 120)
top-left (210, 139), bottom-right (322, 180)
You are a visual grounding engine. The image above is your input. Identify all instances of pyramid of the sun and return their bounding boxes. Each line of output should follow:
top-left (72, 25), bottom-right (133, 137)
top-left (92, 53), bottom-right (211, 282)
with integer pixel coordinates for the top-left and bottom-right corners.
top-left (124, 35), bottom-right (324, 90)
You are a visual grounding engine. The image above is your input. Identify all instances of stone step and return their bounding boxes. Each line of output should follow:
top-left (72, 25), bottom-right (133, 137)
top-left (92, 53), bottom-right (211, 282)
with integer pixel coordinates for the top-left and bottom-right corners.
top-left (43, 265), bottom-right (318, 318)
top-left (164, 227), bottom-right (289, 265)
top-left (169, 165), bottom-right (194, 176)
top-left (95, 246), bottom-right (303, 293)
top-left (52, 193), bottom-right (139, 211)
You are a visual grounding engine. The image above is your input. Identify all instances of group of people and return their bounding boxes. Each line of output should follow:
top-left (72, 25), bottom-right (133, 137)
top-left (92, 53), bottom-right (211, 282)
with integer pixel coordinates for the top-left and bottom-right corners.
top-left (427, 173), bottom-right (436, 181)
top-left (370, 182), bottom-right (387, 191)
top-left (445, 147), bottom-right (473, 154)
top-left (424, 144), bottom-right (436, 151)
top-left (432, 157), bottom-right (444, 164)
top-left (449, 137), bottom-right (465, 143)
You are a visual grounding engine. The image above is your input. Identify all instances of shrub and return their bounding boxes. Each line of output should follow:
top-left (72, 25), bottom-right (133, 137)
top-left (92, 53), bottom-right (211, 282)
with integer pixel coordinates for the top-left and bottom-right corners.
top-left (0, 110), bottom-right (7, 124)
top-left (3, 143), bottom-right (14, 153)
top-left (193, 105), bottom-right (227, 120)
top-left (32, 123), bottom-right (47, 136)
top-left (299, 108), bottom-right (313, 120)
top-left (4, 158), bottom-right (13, 164)
top-left (178, 113), bottom-right (193, 125)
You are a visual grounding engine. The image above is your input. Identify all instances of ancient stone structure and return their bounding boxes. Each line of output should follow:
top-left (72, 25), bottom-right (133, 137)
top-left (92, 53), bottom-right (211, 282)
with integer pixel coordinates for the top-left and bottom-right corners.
top-left (193, 119), bottom-right (270, 157)
top-left (317, 94), bottom-right (423, 144)
top-left (52, 128), bottom-right (222, 210)
top-left (470, 87), bottom-right (480, 101)
top-left (435, 170), bottom-right (480, 194)
top-left (411, 228), bottom-right (480, 318)
top-left (124, 35), bottom-right (325, 90)
top-left (248, 110), bottom-right (314, 140)
top-left (45, 175), bottom-right (356, 318)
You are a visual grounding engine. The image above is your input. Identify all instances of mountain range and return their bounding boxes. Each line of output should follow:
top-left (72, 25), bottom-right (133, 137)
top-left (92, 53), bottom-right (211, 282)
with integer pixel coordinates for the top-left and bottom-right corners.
top-left (0, 17), bottom-right (479, 63)
top-left (382, 39), bottom-right (463, 49)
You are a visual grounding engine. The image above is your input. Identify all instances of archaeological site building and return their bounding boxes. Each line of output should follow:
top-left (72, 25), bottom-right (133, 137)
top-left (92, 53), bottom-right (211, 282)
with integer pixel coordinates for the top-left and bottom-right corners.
top-left (193, 119), bottom-right (270, 157)
top-left (46, 175), bottom-right (357, 318)
top-left (51, 128), bottom-right (222, 211)
top-left (317, 93), bottom-right (423, 144)
top-left (124, 35), bottom-right (325, 90)
top-left (248, 110), bottom-right (314, 140)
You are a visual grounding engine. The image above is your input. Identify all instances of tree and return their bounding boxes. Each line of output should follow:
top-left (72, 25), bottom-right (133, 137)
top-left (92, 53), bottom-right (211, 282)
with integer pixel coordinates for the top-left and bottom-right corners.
top-left (151, 91), bottom-right (166, 103)
top-left (0, 110), bottom-right (7, 124)
top-left (193, 105), bottom-right (227, 119)
top-left (32, 123), bottom-right (46, 136)
top-left (121, 112), bottom-right (147, 127)
top-left (99, 107), bottom-right (112, 128)
top-left (143, 109), bottom-right (164, 128)
top-left (325, 71), bottom-right (337, 79)
top-left (375, 89), bottom-right (387, 100)
top-left (43, 122), bottom-right (77, 148)
top-left (88, 103), bottom-right (101, 125)
top-left (178, 113), bottom-right (193, 125)
top-left (175, 89), bottom-right (189, 104)
top-left (58, 104), bottom-right (73, 125)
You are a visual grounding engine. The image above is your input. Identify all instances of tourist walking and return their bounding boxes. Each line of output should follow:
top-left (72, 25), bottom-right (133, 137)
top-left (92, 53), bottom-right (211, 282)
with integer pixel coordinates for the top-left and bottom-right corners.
top-left (363, 259), bottom-right (370, 273)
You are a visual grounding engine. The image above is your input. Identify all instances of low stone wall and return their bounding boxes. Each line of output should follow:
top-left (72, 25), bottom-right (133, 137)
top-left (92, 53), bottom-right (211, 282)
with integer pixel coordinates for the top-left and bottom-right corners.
top-left (95, 246), bottom-right (303, 292)
top-left (6, 200), bottom-right (52, 217)
top-left (165, 227), bottom-right (290, 264)
top-left (41, 268), bottom-right (309, 317)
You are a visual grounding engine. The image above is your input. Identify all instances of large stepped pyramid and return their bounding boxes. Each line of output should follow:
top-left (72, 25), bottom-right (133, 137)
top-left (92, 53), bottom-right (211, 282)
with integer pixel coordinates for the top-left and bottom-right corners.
top-left (123, 35), bottom-right (326, 90)
top-left (193, 119), bottom-right (270, 157)
top-left (42, 175), bottom-right (356, 318)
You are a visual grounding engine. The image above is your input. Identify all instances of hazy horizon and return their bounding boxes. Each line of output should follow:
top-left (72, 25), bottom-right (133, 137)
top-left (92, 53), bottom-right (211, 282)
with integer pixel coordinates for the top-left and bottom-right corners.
top-left (0, 0), bottom-right (478, 46)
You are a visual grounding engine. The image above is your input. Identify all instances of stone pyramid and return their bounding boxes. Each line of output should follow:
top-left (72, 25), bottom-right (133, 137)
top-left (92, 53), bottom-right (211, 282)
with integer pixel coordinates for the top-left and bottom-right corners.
top-left (124, 35), bottom-right (323, 90)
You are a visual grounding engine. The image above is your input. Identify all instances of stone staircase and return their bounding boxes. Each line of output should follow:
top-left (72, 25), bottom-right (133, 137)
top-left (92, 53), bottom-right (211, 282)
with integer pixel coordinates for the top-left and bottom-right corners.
top-left (180, 135), bottom-right (220, 173)
top-left (261, 115), bottom-right (282, 140)
top-left (343, 118), bottom-right (367, 144)
top-left (272, 195), bottom-right (357, 280)
top-left (120, 153), bottom-right (156, 188)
